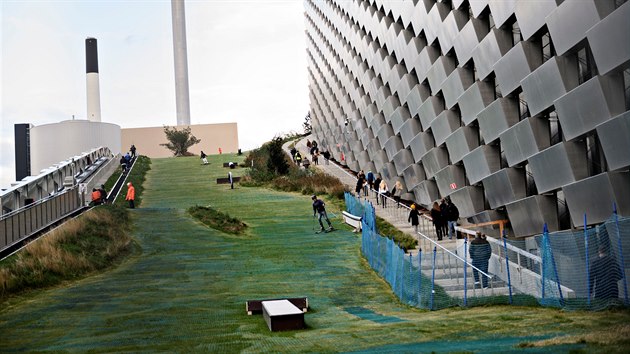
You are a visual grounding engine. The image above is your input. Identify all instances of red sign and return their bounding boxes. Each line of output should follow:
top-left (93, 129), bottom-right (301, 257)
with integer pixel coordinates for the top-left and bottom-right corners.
top-left (450, 183), bottom-right (457, 190)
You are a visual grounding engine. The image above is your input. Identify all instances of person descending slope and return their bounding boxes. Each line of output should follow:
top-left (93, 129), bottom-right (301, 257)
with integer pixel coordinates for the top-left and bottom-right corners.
top-left (312, 195), bottom-right (333, 233)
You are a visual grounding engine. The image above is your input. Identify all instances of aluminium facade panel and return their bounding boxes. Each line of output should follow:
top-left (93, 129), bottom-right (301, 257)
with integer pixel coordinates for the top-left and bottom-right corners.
top-left (305, 0), bottom-right (630, 237)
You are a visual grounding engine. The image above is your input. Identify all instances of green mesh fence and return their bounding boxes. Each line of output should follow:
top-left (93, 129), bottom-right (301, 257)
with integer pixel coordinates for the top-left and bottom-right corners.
top-left (1, 156), bottom-right (629, 352)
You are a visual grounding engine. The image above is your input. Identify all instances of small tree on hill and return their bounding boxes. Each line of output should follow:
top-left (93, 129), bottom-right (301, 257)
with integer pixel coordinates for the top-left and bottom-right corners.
top-left (160, 126), bottom-right (201, 156)
top-left (303, 112), bottom-right (312, 135)
top-left (266, 136), bottom-right (290, 175)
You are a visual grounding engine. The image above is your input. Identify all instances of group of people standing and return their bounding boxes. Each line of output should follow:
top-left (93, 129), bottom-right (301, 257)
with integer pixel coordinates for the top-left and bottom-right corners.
top-left (429, 198), bottom-right (460, 241)
top-left (290, 141), bottom-right (332, 168)
top-left (354, 170), bottom-right (403, 209)
top-left (120, 145), bottom-right (136, 173)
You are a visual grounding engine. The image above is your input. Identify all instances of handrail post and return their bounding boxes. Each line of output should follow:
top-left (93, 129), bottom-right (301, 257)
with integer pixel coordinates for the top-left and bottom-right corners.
top-left (502, 231), bottom-right (513, 304)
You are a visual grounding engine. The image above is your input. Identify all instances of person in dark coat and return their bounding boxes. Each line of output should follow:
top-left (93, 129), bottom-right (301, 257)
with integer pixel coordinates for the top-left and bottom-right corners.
top-left (373, 175), bottom-right (382, 205)
top-left (312, 195), bottom-right (333, 232)
top-left (98, 184), bottom-right (108, 204)
top-left (589, 246), bottom-right (622, 300)
top-left (469, 232), bottom-right (492, 288)
top-left (439, 199), bottom-right (448, 238)
top-left (322, 150), bottom-right (331, 164)
top-left (445, 198), bottom-right (459, 239)
top-left (408, 204), bottom-right (420, 232)
top-left (355, 175), bottom-right (366, 197)
top-left (430, 202), bottom-right (444, 241)
top-left (366, 170), bottom-right (374, 195)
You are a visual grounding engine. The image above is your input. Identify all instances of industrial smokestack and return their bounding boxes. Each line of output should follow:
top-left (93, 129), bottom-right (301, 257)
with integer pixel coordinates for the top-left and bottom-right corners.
top-left (171, 0), bottom-right (191, 126)
top-left (85, 37), bottom-right (101, 122)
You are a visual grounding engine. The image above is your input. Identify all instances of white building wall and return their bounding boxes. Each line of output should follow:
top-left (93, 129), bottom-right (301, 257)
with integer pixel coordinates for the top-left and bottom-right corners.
top-left (30, 120), bottom-right (121, 174)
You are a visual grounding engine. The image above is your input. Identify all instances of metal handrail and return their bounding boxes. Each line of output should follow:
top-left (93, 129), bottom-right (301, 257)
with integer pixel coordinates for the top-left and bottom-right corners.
top-left (415, 229), bottom-right (493, 279)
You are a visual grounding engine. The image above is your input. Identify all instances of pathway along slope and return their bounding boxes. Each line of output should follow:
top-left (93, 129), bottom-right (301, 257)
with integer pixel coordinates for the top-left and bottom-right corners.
top-left (0, 154), bottom-right (626, 352)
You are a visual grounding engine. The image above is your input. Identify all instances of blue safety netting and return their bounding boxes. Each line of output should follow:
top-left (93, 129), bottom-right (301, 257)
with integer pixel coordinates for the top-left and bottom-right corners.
top-left (537, 213), bottom-right (629, 310)
top-left (348, 191), bottom-right (629, 311)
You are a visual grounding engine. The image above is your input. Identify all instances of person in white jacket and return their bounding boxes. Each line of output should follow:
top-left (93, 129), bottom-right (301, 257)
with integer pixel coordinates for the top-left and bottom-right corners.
top-left (378, 179), bottom-right (389, 208)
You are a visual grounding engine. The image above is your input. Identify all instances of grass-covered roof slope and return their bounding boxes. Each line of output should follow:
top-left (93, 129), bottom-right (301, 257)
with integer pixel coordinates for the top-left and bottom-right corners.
top-left (1, 153), bottom-right (628, 353)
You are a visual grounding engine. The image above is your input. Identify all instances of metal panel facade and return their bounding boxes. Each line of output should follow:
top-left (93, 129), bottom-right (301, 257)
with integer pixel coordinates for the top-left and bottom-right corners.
top-left (306, 0), bottom-right (630, 236)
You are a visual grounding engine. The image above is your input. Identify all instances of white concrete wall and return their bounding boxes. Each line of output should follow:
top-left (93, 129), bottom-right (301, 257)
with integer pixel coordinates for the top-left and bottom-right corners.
top-left (31, 120), bottom-right (121, 173)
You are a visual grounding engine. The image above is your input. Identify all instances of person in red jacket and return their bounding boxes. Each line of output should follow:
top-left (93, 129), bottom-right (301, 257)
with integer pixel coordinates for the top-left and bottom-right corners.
top-left (126, 182), bottom-right (135, 209)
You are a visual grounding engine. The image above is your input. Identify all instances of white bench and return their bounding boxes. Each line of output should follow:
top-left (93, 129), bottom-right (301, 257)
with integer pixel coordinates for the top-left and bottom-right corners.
top-left (262, 299), bottom-right (305, 331)
top-left (342, 211), bottom-right (362, 232)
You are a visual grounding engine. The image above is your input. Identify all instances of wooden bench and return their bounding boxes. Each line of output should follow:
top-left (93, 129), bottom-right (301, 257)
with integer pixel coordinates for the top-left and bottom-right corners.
top-left (216, 177), bottom-right (241, 184)
top-left (342, 211), bottom-right (362, 232)
top-left (246, 297), bottom-right (308, 315)
top-left (262, 299), bottom-right (305, 331)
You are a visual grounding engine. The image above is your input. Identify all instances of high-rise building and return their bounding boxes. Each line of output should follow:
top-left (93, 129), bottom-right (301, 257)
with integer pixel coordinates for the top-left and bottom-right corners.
top-left (305, 0), bottom-right (630, 237)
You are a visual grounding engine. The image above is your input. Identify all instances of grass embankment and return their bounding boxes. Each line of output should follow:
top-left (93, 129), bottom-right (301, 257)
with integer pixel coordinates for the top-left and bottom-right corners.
top-left (376, 216), bottom-right (418, 251)
top-left (187, 205), bottom-right (248, 235)
top-left (0, 206), bottom-right (135, 305)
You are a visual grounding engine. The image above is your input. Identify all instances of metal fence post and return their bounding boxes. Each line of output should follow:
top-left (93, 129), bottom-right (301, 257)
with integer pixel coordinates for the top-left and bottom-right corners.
top-left (544, 224), bottom-right (565, 306)
top-left (407, 252), bottom-right (412, 304)
top-left (542, 224), bottom-right (547, 301)
top-left (418, 249), bottom-right (423, 308)
top-left (584, 214), bottom-right (591, 307)
top-left (614, 203), bottom-right (629, 305)
top-left (464, 237), bottom-right (468, 307)
top-left (431, 246), bottom-right (436, 311)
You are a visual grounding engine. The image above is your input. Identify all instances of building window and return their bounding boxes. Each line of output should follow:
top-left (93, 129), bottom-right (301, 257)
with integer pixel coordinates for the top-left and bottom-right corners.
top-left (518, 90), bottom-right (529, 121)
top-left (548, 111), bottom-right (562, 146)
top-left (576, 45), bottom-right (597, 84)
top-left (586, 134), bottom-right (606, 176)
top-left (624, 68), bottom-right (630, 110)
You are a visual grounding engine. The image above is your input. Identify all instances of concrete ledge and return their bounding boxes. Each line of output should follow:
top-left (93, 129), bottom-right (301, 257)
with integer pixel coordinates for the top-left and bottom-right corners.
top-left (246, 297), bottom-right (308, 315)
top-left (262, 299), bottom-right (305, 332)
top-left (342, 211), bottom-right (362, 232)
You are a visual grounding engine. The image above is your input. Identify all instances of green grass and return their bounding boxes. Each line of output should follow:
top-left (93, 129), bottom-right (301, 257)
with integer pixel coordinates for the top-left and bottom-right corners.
top-left (0, 153), bottom-right (628, 353)
top-left (376, 216), bottom-right (418, 251)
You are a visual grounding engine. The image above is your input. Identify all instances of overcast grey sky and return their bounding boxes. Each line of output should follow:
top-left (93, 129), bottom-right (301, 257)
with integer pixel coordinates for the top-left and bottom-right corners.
top-left (1, 0), bottom-right (309, 188)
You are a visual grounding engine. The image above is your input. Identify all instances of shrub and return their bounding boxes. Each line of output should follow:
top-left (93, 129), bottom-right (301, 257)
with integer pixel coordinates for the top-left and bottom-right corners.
top-left (187, 206), bottom-right (248, 235)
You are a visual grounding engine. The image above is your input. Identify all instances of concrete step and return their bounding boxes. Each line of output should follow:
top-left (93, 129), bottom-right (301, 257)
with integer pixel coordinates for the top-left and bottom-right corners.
top-left (446, 286), bottom-right (512, 298)
top-left (435, 277), bottom-right (506, 291)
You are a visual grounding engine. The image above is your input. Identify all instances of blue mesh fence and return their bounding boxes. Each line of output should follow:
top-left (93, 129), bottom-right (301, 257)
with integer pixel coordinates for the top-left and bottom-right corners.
top-left (348, 192), bottom-right (629, 311)
top-left (536, 212), bottom-right (630, 310)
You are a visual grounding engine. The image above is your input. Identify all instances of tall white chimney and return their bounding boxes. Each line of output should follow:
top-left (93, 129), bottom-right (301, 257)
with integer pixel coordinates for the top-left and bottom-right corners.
top-left (171, 0), bottom-right (191, 126)
top-left (85, 37), bottom-right (101, 122)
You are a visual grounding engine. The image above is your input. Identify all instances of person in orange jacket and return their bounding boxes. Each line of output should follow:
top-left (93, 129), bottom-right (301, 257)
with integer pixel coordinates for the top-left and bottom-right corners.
top-left (91, 188), bottom-right (102, 206)
top-left (126, 182), bottom-right (135, 209)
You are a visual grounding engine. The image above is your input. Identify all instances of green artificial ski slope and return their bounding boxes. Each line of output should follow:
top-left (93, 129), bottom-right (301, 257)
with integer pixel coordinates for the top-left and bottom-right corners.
top-left (1, 154), bottom-right (628, 353)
